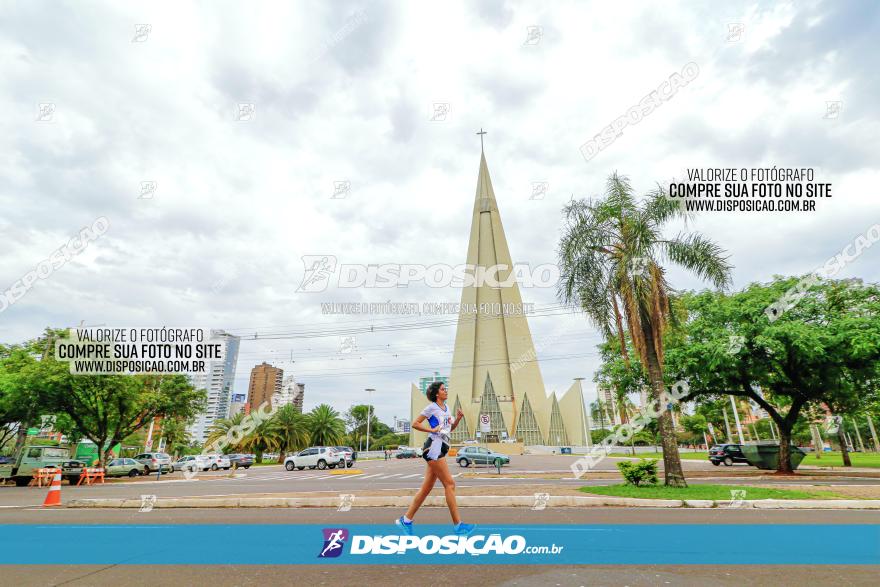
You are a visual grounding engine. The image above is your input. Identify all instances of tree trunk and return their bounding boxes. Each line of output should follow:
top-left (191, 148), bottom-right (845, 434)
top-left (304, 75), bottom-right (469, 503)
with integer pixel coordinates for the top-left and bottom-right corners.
top-left (641, 321), bottom-right (686, 487)
top-left (776, 424), bottom-right (793, 474)
top-left (837, 425), bottom-right (852, 467)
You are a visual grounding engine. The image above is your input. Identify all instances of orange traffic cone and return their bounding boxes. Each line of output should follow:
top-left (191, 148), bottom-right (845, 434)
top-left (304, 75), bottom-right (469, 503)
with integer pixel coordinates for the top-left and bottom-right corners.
top-left (43, 472), bottom-right (62, 507)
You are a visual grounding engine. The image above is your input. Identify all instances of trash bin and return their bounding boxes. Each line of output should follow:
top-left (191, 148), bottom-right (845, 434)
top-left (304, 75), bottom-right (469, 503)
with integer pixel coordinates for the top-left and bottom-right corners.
top-left (741, 442), bottom-right (806, 470)
top-left (560, 447), bottom-right (572, 455)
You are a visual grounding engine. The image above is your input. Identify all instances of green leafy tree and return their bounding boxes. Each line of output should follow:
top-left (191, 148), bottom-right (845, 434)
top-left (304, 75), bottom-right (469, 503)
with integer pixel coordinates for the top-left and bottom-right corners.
top-left (665, 278), bottom-right (880, 472)
top-left (307, 404), bottom-right (345, 446)
top-left (558, 174), bottom-right (732, 486)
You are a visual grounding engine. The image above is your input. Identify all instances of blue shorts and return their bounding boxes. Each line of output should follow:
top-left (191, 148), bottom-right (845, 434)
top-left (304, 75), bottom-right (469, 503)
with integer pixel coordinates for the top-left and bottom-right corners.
top-left (422, 437), bottom-right (449, 462)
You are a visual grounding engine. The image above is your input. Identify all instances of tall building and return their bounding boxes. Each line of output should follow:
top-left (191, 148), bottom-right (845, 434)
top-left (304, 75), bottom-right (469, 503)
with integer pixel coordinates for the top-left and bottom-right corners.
top-left (228, 393), bottom-right (247, 417)
top-left (275, 375), bottom-right (305, 412)
top-left (187, 330), bottom-right (240, 443)
top-left (410, 147), bottom-right (590, 447)
top-left (248, 362), bottom-right (284, 413)
top-left (418, 371), bottom-right (448, 395)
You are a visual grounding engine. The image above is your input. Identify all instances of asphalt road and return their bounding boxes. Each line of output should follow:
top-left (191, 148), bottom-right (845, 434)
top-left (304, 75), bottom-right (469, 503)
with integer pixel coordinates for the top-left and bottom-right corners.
top-left (4, 456), bottom-right (878, 507)
top-left (2, 508), bottom-right (878, 586)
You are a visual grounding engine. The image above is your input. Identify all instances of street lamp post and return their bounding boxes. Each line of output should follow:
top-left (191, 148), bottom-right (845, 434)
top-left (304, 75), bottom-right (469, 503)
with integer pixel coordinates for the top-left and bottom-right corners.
top-left (365, 388), bottom-right (375, 453)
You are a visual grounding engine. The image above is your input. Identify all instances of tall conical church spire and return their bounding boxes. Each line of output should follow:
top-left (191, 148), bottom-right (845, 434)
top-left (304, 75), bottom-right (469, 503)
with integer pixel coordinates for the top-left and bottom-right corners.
top-left (446, 148), bottom-right (552, 442)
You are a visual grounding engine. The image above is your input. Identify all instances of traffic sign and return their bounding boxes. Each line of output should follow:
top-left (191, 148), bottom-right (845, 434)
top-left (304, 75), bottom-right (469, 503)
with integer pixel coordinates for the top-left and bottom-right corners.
top-left (479, 414), bottom-right (491, 433)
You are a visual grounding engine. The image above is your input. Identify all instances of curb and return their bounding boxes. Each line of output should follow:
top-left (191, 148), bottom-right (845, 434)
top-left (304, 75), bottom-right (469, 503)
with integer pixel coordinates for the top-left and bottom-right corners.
top-left (65, 496), bottom-right (880, 510)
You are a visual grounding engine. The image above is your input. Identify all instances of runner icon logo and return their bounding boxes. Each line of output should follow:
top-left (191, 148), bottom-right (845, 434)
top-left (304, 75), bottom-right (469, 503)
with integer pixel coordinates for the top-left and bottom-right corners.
top-left (319, 528), bottom-right (349, 558)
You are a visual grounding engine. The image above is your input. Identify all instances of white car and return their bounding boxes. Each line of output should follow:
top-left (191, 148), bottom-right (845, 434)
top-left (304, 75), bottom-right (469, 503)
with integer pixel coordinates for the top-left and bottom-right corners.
top-left (172, 455), bottom-right (212, 472)
top-left (204, 454), bottom-right (231, 471)
top-left (284, 447), bottom-right (342, 471)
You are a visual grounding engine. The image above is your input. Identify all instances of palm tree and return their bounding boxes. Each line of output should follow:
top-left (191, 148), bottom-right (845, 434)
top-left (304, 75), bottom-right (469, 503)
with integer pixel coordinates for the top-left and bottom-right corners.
top-left (558, 173), bottom-right (732, 486)
top-left (240, 417), bottom-right (279, 464)
top-left (268, 405), bottom-right (309, 463)
top-left (205, 413), bottom-right (245, 452)
top-left (307, 404), bottom-right (345, 447)
top-left (161, 417), bottom-right (193, 458)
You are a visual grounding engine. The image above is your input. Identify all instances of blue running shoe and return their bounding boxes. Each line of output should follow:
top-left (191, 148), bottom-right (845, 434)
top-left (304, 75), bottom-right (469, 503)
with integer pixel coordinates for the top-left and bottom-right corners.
top-left (395, 516), bottom-right (414, 535)
top-left (454, 522), bottom-right (476, 536)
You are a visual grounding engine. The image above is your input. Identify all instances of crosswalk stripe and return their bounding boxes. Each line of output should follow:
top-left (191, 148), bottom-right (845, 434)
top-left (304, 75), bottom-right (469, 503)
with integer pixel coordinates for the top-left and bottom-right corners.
top-left (378, 474), bottom-right (402, 479)
top-left (401, 474), bottom-right (421, 479)
top-left (360, 474), bottom-right (385, 479)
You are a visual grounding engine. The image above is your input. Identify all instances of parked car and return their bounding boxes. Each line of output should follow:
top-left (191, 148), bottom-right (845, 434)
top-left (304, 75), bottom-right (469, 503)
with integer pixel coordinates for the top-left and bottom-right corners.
top-left (456, 446), bottom-right (510, 468)
top-left (204, 454), bottom-right (231, 470)
top-left (226, 454), bottom-right (254, 469)
top-left (708, 444), bottom-right (749, 466)
top-left (0, 456), bottom-right (14, 465)
top-left (172, 455), bottom-right (212, 472)
top-left (106, 458), bottom-right (144, 478)
top-left (396, 448), bottom-right (419, 459)
top-left (332, 446), bottom-right (355, 468)
top-left (61, 460), bottom-right (87, 484)
top-left (284, 447), bottom-right (342, 471)
top-left (133, 452), bottom-right (172, 474)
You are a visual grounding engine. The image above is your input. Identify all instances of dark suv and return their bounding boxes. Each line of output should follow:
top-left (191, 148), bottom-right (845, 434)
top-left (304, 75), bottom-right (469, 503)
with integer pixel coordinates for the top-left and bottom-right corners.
top-left (709, 444), bottom-right (749, 466)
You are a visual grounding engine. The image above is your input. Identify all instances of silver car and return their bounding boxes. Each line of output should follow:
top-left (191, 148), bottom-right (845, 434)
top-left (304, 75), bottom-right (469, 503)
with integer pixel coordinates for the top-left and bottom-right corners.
top-left (172, 455), bottom-right (212, 472)
top-left (133, 452), bottom-right (172, 474)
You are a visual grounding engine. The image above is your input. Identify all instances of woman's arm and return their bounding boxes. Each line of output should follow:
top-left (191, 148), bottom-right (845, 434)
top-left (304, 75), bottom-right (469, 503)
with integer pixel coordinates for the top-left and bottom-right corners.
top-left (411, 414), bottom-right (439, 434)
top-left (450, 408), bottom-right (464, 431)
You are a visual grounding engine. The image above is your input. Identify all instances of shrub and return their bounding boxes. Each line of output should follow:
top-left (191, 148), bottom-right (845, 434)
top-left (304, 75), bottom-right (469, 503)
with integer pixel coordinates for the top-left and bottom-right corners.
top-left (617, 458), bottom-right (659, 486)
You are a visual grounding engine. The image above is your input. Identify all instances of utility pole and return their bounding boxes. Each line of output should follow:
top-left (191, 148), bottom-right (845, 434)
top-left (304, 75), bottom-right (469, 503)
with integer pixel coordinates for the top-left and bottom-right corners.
top-left (365, 388), bottom-right (375, 453)
top-left (729, 396), bottom-right (745, 444)
top-left (722, 406), bottom-right (733, 442)
top-left (852, 417), bottom-right (866, 453)
top-left (866, 416), bottom-right (880, 452)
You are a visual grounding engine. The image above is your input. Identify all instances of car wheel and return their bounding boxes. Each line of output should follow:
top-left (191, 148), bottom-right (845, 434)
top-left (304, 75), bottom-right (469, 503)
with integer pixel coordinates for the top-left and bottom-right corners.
top-left (244, 466), bottom-right (251, 469)
top-left (223, 467), bottom-right (230, 470)
top-left (297, 466), bottom-right (305, 470)
top-left (211, 464), bottom-right (219, 471)
top-left (128, 469), bottom-right (138, 477)
top-left (711, 461), bottom-right (720, 466)
top-left (459, 458), bottom-right (469, 468)
top-left (317, 460), bottom-right (327, 470)
top-left (285, 461), bottom-right (295, 471)
top-left (723, 456), bottom-right (733, 466)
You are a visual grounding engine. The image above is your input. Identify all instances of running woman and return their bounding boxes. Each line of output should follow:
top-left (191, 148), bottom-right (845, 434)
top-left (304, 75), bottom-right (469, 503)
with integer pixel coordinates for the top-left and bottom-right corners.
top-left (396, 381), bottom-right (475, 536)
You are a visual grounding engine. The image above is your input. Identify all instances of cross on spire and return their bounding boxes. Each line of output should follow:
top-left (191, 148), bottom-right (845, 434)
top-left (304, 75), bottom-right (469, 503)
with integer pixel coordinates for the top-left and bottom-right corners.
top-left (476, 128), bottom-right (487, 152)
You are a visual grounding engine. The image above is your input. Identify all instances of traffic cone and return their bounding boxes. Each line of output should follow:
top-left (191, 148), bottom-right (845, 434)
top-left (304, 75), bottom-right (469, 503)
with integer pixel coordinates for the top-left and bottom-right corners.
top-left (43, 472), bottom-right (62, 507)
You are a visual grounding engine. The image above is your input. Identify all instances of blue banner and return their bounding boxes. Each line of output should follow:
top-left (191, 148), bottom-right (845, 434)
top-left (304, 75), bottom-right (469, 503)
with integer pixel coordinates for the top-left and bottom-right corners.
top-left (1, 525), bottom-right (877, 565)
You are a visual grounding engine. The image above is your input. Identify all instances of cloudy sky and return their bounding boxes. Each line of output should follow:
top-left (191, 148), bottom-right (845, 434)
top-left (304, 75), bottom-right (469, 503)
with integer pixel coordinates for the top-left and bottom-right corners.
top-left (1, 0), bottom-right (878, 427)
